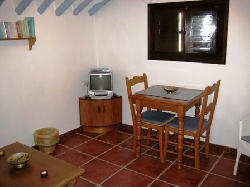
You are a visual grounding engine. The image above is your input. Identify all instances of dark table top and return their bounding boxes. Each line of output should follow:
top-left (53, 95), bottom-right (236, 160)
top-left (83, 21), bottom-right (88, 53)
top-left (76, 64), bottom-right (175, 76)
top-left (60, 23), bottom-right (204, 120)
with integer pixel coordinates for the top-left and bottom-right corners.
top-left (0, 142), bottom-right (85, 187)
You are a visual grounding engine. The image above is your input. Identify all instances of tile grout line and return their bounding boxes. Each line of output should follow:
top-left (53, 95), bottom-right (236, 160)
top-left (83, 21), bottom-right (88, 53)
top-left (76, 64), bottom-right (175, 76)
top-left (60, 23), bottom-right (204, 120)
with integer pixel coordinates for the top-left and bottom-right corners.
top-left (98, 131), bottom-right (178, 186)
top-left (198, 151), bottom-right (224, 186)
top-left (204, 153), bottom-right (250, 186)
top-left (78, 176), bottom-right (99, 186)
top-left (59, 130), bottom-right (188, 185)
top-left (147, 160), bottom-right (178, 187)
top-left (72, 131), bottom-right (135, 185)
top-left (198, 151), bottom-right (250, 186)
top-left (53, 130), bottom-right (250, 186)
top-left (208, 173), bottom-right (250, 186)
top-left (145, 144), bottom-right (198, 186)
top-left (99, 158), bottom-right (138, 185)
top-left (75, 131), bottom-right (171, 185)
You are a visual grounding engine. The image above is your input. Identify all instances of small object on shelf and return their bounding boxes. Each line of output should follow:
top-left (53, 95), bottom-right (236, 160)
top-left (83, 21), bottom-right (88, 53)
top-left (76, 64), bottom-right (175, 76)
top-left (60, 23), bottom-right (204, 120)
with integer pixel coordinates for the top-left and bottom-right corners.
top-left (24, 17), bottom-right (35, 37)
top-left (0, 22), bottom-right (7, 39)
top-left (7, 152), bottom-right (31, 168)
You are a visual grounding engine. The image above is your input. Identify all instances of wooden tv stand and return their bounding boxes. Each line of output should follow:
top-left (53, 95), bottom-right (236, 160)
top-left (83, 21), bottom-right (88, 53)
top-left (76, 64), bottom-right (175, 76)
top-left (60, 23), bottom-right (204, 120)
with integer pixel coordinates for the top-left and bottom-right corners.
top-left (79, 95), bottom-right (122, 133)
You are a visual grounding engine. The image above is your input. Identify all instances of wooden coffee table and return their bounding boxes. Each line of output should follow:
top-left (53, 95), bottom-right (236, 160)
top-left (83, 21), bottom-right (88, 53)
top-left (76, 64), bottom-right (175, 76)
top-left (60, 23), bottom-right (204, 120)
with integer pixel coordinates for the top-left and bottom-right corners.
top-left (0, 142), bottom-right (85, 187)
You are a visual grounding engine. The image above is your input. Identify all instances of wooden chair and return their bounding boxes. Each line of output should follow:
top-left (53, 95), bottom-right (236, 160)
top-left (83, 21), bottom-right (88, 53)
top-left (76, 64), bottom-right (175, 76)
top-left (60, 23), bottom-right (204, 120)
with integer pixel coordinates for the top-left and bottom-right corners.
top-left (164, 80), bottom-right (221, 169)
top-left (125, 73), bottom-right (175, 163)
top-left (233, 114), bottom-right (250, 175)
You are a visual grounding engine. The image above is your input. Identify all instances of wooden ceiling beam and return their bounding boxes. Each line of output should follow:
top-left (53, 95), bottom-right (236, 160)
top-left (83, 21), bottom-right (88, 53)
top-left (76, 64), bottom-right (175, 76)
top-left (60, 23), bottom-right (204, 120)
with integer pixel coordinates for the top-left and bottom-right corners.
top-left (0, 0), bottom-right (5, 7)
top-left (37, 0), bottom-right (54, 15)
top-left (88, 0), bottom-right (111, 16)
top-left (55, 0), bottom-right (76, 16)
top-left (2, 0), bottom-right (111, 16)
top-left (73, 0), bottom-right (93, 16)
top-left (15, 0), bottom-right (33, 15)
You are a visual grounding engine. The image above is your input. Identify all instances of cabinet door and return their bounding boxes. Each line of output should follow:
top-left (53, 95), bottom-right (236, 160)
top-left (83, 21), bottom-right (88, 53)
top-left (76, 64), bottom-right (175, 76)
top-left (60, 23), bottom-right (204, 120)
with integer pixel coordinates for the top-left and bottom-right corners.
top-left (79, 99), bottom-right (88, 126)
top-left (102, 97), bottom-right (122, 126)
top-left (111, 97), bottom-right (122, 124)
top-left (79, 99), bottom-right (102, 126)
top-left (88, 101), bottom-right (104, 126)
top-left (79, 97), bottom-right (122, 127)
top-left (101, 99), bottom-right (114, 126)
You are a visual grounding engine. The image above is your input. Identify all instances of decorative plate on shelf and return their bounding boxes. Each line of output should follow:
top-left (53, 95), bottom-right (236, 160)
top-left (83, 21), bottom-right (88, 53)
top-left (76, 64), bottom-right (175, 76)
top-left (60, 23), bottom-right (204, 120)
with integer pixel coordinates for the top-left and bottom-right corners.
top-left (164, 86), bottom-right (179, 93)
top-left (7, 152), bottom-right (31, 168)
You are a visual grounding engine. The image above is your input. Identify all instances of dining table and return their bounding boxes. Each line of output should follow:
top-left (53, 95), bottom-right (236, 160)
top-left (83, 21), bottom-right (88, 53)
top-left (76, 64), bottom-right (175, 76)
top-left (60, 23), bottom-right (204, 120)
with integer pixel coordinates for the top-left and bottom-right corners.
top-left (129, 85), bottom-right (204, 170)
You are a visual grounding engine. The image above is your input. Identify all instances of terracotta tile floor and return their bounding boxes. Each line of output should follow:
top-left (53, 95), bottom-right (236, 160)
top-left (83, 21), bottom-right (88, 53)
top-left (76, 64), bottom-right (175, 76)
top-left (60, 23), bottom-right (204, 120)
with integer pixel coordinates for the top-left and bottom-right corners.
top-left (51, 129), bottom-right (250, 187)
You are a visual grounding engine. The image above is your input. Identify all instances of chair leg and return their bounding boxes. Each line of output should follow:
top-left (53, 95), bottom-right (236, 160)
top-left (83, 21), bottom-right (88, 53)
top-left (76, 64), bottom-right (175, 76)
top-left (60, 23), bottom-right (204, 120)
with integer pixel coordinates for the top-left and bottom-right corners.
top-left (174, 133), bottom-right (178, 151)
top-left (164, 129), bottom-right (169, 158)
top-left (205, 131), bottom-right (210, 158)
top-left (159, 128), bottom-right (164, 163)
top-left (133, 124), bottom-right (137, 153)
top-left (147, 128), bottom-right (151, 145)
top-left (233, 151), bottom-right (241, 175)
top-left (194, 138), bottom-right (200, 170)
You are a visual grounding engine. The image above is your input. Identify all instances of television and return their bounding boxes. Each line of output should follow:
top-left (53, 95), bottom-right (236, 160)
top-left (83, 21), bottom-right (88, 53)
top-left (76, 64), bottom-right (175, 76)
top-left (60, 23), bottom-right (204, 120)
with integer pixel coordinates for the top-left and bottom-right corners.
top-left (88, 69), bottom-right (113, 99)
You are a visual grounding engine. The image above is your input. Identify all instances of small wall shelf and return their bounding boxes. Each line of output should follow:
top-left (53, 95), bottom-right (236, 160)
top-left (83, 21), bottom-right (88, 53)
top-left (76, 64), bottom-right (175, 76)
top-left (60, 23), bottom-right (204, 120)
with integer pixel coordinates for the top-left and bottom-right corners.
top-left (0, 37), bottom-right (36, 50)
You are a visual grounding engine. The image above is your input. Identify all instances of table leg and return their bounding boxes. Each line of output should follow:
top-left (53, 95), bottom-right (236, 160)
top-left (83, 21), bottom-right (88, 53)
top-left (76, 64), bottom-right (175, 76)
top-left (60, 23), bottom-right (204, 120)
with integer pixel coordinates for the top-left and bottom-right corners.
top-left (135, 100), bottom-right (142, 158)
top-left (195, 99), bottom-right (201, 117)
top-left (177, 110), bottom-right (185, 170)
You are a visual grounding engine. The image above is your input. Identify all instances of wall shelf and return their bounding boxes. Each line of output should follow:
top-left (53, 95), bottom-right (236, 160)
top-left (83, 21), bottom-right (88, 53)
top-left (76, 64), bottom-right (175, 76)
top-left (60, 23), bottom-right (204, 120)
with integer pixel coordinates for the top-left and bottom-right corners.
top-left (0, 37), bottom-right (36, 50)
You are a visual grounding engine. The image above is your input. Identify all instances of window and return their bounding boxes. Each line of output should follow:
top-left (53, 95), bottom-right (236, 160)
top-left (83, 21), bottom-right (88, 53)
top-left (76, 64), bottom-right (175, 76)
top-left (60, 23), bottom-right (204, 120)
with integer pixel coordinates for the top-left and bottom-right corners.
top-left (148, 0), bottom-right (229, 64)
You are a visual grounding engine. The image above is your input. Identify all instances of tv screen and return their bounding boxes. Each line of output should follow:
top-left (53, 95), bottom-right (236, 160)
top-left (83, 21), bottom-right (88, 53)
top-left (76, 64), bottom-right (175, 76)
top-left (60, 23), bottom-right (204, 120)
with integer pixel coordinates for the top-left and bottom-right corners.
top-left (89, 74), bottom-right (112, 91)
top-left (88, 70), bottom-right (113, 99)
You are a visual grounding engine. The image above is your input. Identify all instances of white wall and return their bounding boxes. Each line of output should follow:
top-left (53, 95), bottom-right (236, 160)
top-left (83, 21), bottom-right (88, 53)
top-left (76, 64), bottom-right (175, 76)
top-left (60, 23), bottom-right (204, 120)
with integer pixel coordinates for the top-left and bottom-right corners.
top-left (1, 0), bottom-right (249, 149)
top-left (0, 1), bottom-right (95, 147)
top-left (94, 0), bottom-right (250, 149)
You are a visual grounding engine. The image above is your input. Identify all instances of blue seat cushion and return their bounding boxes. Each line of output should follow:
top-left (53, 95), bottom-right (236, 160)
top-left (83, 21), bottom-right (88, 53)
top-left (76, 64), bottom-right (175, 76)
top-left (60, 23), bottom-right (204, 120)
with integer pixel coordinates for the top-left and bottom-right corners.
top-left (241, 136), bottom-right (250, 143)
top-left (141, 110), bottom-right (175, 125)
top-left (166, 116), bottom-right (208, 132)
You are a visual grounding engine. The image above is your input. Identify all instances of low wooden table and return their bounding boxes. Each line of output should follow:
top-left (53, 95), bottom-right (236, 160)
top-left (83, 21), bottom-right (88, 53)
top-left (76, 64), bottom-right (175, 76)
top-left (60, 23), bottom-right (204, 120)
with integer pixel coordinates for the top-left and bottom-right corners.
top-left (0, 142), bottom-right (85, 187)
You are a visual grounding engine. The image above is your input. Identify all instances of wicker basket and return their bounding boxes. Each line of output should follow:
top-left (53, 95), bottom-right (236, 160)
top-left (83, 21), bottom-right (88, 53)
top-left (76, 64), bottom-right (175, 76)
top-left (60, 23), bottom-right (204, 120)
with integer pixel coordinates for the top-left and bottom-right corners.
top-left (33, 128), bottom-right (59, 154)
top-left (39, 145), bottom-right (56, 154)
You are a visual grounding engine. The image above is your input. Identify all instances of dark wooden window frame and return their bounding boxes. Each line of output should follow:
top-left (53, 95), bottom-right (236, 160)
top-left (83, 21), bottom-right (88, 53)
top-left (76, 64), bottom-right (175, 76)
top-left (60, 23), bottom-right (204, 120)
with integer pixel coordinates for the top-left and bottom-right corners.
top-left (148, 0), bottom-right (229, 65)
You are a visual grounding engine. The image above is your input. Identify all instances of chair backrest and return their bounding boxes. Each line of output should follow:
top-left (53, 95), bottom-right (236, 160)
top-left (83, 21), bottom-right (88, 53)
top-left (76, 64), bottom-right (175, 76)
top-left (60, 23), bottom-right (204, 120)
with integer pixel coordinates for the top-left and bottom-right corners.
top-left (239, 114), bottom-right (250, 140)
top-left (197, 80), bottom-right (221, 134)
top-left (238, 114), bottom-right (250, 156)
top-left (125, 73), bottom-right (148, 126)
